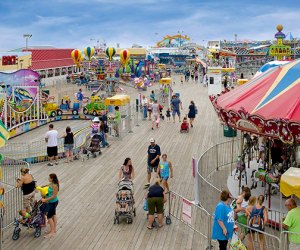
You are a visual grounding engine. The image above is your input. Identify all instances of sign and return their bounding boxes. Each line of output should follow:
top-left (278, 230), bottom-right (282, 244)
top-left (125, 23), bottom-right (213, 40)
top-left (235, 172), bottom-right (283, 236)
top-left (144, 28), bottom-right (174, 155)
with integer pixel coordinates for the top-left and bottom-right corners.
top-left (182, 199), bottom-right (192, 225)
top-left (209, 69), bottom-right (222, 74)
top-left (2, 55), bottom-right (18, 66)
top-left (269, 45), bottom-right (291, 57)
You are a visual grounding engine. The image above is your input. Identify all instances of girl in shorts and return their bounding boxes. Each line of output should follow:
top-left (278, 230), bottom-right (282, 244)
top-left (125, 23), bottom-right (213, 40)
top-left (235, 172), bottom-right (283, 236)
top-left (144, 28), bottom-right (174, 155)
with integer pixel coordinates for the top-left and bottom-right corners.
top-left (42, 173), bottom-right (59, 239)
top-left (157, 154), bottom-right (173, 191)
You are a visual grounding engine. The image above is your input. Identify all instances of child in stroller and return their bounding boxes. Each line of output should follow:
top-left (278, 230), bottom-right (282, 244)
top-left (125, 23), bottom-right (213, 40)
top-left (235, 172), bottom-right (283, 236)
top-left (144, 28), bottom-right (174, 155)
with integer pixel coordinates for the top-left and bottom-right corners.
top-left (12, 200), bottom-right (45, 240)
top-left (114, 180), bottom-right (136, 225)
top-left (180, 117), bottom-right (189, 133)
top-left (82, 133), bottom-right (102, 159)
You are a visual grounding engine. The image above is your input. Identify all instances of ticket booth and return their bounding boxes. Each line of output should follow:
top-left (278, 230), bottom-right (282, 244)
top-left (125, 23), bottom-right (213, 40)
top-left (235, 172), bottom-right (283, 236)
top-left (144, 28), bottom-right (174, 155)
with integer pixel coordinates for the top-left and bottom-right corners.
top-left (207, 67), bottom-right (222, 95)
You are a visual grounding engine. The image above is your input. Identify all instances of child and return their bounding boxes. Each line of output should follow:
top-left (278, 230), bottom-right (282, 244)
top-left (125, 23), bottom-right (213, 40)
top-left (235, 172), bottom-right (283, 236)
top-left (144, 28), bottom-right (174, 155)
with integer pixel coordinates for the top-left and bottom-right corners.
top-left (166, 108), bottom-right (171, 122)
top-left (181, 117), bottom-right (189, 130)
top-left (117, 191), bottom-right (129, 213)
top-left (91, 117), bottom-right (100, 135)
top-left (18, 209), bottom-right (31, 223)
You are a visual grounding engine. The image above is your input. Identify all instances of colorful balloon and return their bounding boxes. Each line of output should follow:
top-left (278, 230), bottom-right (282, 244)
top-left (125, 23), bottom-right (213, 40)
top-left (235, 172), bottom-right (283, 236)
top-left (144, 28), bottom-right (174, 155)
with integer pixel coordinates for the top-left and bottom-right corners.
top-left (71, 49), bottom-right (82, 67)
top-left (84, 46), bottom-right (95, 61)
top-left (105, 47), bottom-right (116, 61)
top-left (120, 49), bottom-right (130, 67)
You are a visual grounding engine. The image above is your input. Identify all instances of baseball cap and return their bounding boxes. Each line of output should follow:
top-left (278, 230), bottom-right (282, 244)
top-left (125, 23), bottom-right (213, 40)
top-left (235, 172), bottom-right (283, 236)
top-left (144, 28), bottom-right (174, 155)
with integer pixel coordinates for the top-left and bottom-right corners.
top-left (150, 138), bottom-right (155, 143)
top-left (93, 117), bottom-right (100, 122)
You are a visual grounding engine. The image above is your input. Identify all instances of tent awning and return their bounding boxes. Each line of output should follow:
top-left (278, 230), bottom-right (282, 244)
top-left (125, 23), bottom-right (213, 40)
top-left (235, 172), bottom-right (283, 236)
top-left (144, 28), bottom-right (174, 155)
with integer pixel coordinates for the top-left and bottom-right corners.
top-left (280, 167), bottom-right (300, 198)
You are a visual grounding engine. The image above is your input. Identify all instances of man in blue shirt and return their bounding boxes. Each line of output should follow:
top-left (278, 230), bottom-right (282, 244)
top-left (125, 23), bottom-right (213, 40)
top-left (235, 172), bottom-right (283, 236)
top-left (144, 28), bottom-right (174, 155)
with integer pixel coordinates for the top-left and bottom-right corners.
top-left (145, 138), bottom-right (161, 188)
top-left (212, 190), bottom-right (235, 250)
top-left (171, 95), bottom-right (182, 123)
top-left (77, 89), bottom-right (83, 102)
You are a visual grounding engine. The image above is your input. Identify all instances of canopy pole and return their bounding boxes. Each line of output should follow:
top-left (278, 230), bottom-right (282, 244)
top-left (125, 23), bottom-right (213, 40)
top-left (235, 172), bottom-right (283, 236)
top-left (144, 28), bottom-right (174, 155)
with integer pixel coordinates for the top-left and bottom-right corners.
top-left (268, 139), bottom-right (272, 208)
top-left (239, 132), bottom-right (244, 192)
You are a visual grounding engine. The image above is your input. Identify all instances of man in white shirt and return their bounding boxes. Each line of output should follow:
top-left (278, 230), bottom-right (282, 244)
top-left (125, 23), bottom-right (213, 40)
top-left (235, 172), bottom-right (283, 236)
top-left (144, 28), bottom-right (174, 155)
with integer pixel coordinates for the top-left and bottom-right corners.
top-left (45, 124), bottom-right (59, 166)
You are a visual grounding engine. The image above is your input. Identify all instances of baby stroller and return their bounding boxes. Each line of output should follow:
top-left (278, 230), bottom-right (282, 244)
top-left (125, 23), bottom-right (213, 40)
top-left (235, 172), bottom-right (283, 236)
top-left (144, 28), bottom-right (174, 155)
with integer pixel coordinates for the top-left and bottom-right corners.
top-left (114, 180), bottom-right (136, 224)
top-left (82, 133), bottom-right (102, 160)
top-left (12, 200), bottom-right (45, 240)
top-left (180, 120), bottom-right (189, 133)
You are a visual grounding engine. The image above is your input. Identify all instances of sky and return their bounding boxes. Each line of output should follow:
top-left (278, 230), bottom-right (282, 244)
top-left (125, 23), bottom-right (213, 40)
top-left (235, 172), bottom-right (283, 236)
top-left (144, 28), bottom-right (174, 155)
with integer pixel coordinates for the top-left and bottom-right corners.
top-left (0, 0), bottom-right (300, 50)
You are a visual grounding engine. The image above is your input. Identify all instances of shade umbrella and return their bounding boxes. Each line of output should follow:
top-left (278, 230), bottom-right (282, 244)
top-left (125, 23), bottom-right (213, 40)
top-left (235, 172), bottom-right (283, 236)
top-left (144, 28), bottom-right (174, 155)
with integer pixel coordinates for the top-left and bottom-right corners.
top-left (210, 59), bottom-right (300, 144)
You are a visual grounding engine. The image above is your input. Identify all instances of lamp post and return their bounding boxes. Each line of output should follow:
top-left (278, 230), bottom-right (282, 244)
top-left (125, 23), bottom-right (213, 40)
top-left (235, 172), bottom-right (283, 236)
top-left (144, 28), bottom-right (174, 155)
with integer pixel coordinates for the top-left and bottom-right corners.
top-left (23, 34), bottom-right (32, 50)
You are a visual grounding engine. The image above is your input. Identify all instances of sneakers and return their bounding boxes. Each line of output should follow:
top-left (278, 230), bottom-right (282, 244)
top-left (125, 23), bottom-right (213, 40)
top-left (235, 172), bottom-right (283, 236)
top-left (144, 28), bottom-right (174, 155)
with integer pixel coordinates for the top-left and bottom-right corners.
top-left (55, 162), bottom-right (59, 165)
top-left (144, 183), bottom-right (150, 189)
top-left (47, 163), bottom-right (53, 166)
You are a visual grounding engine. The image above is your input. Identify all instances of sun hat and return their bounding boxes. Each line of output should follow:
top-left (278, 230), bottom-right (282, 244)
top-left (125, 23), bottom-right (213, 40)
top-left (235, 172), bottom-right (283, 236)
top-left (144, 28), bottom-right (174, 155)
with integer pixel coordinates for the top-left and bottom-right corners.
top-left (150, 138), bottom-right (155, 143)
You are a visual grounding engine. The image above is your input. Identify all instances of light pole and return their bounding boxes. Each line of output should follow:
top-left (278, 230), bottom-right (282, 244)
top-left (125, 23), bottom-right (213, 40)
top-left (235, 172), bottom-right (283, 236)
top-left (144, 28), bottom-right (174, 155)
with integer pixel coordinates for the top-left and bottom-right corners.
top-left (23, 34), bottom-right (32, 50)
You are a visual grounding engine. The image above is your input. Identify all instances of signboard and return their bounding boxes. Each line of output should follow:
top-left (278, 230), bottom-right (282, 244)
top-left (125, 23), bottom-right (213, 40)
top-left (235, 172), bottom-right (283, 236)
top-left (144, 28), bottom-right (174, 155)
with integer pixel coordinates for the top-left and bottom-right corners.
top-left (182, 199), bottom-right (192, 225)
top-left (2, 55), bottom-right (18, 66)
top-left (269, 45), bottom-right (291, 57)
top-left (208, 69), bottom-right (222, 75)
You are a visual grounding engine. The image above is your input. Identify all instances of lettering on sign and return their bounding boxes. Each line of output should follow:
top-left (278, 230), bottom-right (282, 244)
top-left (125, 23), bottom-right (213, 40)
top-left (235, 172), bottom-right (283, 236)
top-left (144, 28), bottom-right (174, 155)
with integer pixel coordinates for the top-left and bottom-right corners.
top-left (237, 119), bottom-right (259, 133)
top-left (2, 55), bottom-right (18, 66)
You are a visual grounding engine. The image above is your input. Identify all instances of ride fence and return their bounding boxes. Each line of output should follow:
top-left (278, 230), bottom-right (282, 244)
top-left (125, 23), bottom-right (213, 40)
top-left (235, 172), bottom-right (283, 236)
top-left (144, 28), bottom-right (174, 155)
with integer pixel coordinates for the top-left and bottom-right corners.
top-left (197, 139), bottom-right (241, 215)
top-left (0, 156), bottom-right (29, 249)
top-left (166, 191), bottom-right (216, 250)
top-left (0, 126), bottom-right (90, 164)
top-left (195, 138), bottom-right (293, 249)
top-left (280, 231), bottom-right (300, 250)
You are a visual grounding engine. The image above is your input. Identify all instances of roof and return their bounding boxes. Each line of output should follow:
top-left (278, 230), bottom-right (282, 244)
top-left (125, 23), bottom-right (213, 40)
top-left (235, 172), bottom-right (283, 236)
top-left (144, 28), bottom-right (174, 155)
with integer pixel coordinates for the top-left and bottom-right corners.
top-left (26, 48), bottom-right (75, 70)
top-left (9, 46), bottom-right (56, 52)
top-left (116, 48), bottom-right (146, 56)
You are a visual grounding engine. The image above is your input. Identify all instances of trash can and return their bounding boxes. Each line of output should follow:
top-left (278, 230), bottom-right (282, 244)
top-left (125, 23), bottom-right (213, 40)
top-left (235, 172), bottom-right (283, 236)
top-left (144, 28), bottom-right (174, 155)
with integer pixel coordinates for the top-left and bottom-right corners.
top-left (223, 125), bottom-right (237, 137)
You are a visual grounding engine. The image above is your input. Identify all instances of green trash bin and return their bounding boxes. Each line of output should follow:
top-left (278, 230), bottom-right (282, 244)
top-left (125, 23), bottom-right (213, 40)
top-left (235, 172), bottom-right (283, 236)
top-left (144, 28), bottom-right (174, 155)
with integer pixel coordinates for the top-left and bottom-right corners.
top-left (223, 125), bottom-right (237, 137)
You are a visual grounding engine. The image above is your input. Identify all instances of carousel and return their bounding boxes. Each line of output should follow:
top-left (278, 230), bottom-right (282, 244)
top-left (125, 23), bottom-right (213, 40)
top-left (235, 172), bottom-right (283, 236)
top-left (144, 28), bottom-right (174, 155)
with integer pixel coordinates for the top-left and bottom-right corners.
top-left (210, 59), bottom-right (300, 209)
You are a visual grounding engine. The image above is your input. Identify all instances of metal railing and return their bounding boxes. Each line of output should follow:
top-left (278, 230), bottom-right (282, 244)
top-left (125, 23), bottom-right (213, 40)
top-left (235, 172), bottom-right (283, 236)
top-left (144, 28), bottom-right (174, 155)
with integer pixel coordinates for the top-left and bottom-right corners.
top-left (167, 191), bottom-right (216, 250)
top-left (0, 126), bottom-right (90, 163)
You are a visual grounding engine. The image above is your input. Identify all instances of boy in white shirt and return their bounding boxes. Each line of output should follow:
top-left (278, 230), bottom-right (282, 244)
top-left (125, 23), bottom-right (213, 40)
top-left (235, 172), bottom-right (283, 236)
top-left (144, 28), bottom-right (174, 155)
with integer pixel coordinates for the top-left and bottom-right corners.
top-left (45, 124), bottom-right (59, 166)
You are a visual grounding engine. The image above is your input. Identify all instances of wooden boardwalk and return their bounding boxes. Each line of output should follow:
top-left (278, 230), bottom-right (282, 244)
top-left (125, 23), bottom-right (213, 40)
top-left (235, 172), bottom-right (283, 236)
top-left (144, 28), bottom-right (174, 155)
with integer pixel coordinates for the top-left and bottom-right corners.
top-left (3, 76), bottom-right (227, 250)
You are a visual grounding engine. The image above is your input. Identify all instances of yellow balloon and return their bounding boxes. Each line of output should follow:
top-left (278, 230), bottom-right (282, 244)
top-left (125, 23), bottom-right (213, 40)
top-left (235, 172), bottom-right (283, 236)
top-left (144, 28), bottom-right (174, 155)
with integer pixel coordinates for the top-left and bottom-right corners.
top-left (71, 49), bottom-right (82, 67)
top-left (120, 49), bottom-right (130, 67)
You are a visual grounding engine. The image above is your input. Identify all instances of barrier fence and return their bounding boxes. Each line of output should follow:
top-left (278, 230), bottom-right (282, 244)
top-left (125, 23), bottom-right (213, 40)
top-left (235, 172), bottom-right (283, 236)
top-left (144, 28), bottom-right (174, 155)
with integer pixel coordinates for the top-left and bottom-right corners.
top-left (0, 156), bottom-right (29, 249)
top-left (194, 138), bottom-right (297, 250)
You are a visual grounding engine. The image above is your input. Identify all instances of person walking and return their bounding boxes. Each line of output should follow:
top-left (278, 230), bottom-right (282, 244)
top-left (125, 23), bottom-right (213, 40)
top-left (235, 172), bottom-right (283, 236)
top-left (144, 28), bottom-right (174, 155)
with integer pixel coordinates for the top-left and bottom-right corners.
top-left (118, 157), bottom-right (135, 182)
top-left (150, 90), bottom-right (156, 102)
top-left (141, 95), bottom-right (148, 120)
top-left (147, 99), bottom-right (153, 121)
top-left (42, 173), bottom-right (59, 239)
top-left (145, 138), bottom-right (161, 189)
top-left (248, 194), bottom-right (268, 250)
top-left (113, 106), bottom-right (121, 137)
top-left (147, 179), bottom-right (166, 229)
top-left (151, 100), bottom-right (160, 130)
top-left (61, 126), bottom-right (74, 163)
top-left (188, 101), bottom-right (197, 127)
top-left (16, 168), bottom-right (36, 213)
top-left (171, 95), bottom-right (182, 123)
top-left (45, 124), bottom-right (59, 166)
top-left (100, 121), bottom-right (109, 148)
top-left (157, 154), bottom-right (173, 191)
top-left (283, 198), bottom-right (300, 250)
top-left (212, 190), bottom-right (235, 250)
top-left (195, 70), bottom-right (199, 82)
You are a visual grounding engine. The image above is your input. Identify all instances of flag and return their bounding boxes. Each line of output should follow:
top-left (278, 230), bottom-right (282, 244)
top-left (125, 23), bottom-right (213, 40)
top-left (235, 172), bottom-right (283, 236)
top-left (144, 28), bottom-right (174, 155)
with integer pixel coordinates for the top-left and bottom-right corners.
top-left (289, 33), bottom-right (294, 41)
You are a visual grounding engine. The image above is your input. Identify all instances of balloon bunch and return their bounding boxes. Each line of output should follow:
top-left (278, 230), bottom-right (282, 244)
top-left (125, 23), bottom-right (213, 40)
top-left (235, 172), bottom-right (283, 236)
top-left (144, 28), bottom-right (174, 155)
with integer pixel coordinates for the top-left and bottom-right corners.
top-left (71, 46), bottom-right (95, 68)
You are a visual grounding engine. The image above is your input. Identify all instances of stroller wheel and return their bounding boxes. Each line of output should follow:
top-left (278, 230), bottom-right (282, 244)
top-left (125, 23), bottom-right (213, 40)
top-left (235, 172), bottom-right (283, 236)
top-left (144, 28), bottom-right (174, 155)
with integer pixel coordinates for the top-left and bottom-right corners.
top-left (166, 216), bottom-right (172, 225)
top-left (99, 151), bottom-right (102, 155)
top-left (93, 153), bottom-right (97, 158)
top-left (12, 228), bottom-right (21, 240)
top-left (133, 208), bottom-right (136, 217)
top-left (127, 217), bottom-right (133, 224)
top-left (34, 227), bottom-right (41, 238)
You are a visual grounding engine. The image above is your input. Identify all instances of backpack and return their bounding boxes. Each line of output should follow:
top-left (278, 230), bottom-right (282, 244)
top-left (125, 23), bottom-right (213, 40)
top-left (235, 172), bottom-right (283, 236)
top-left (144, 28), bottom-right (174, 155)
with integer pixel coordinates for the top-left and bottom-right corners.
top-left (249, 206), bottom-right (265, 231)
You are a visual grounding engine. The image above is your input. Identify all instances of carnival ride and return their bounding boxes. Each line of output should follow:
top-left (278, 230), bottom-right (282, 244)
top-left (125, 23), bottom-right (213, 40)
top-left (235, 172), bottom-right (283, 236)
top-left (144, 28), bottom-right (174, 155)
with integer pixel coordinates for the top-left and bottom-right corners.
top-left (156, 34), bottom-right (190, 48)
top-left (211, 58), bottom-right (300, 207)
top-left (83, 96), bottom-right (106, 116)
